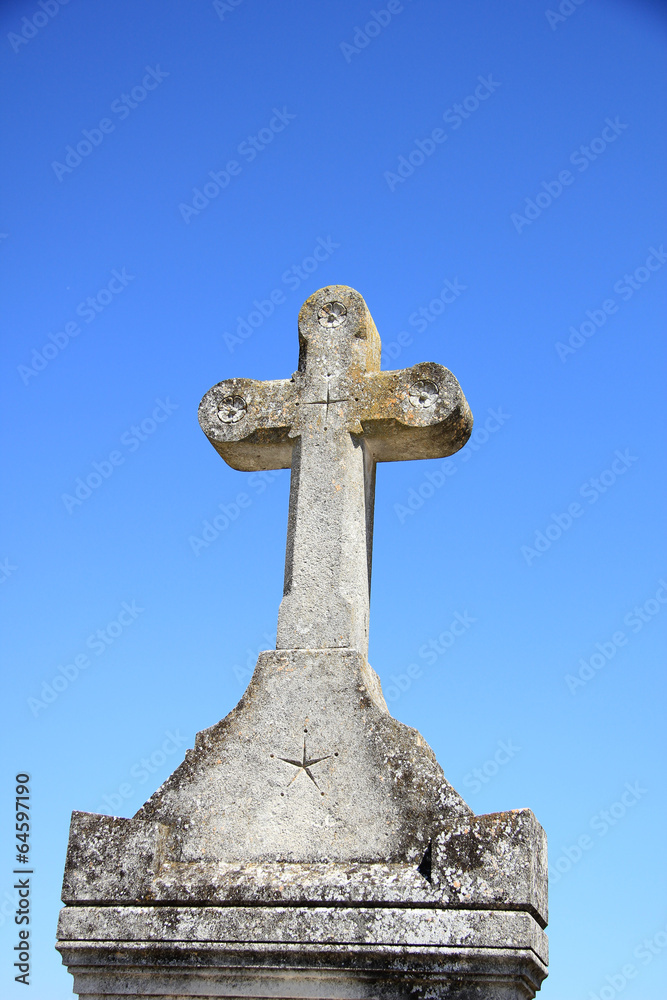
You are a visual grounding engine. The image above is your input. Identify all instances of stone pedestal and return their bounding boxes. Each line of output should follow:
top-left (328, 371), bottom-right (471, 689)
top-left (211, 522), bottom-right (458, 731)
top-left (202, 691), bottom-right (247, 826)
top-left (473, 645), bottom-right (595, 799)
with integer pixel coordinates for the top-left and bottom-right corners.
top-left (56, 650), bottom-right (547, 998)
top-left (58, 909), bottom-right (546, 999)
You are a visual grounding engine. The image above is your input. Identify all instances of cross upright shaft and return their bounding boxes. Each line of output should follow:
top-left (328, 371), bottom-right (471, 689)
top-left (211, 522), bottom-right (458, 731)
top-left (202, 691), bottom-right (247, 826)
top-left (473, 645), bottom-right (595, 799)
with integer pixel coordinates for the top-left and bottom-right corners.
top-left (198, 286), bottom-right (473, 658)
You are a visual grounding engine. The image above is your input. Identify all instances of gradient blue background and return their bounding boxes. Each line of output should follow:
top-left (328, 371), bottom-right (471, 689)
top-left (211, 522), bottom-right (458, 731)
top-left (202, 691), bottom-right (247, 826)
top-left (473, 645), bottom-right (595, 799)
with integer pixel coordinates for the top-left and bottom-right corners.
top-left (1, 0), bottom-right (666, 996)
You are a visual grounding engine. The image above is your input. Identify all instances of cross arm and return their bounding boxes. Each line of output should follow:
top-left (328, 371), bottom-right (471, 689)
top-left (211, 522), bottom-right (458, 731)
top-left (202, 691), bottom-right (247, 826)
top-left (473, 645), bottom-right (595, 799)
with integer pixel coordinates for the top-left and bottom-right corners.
top-left (355, 362), bottom-right (473, 462)
top-left (198, 377), bottom-right (297, 471)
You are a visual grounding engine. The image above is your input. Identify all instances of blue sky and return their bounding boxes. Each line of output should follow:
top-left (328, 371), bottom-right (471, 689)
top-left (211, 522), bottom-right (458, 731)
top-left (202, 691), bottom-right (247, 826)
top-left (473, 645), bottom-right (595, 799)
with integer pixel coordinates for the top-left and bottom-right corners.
top-left (1, 0), bottom-right (666, 996)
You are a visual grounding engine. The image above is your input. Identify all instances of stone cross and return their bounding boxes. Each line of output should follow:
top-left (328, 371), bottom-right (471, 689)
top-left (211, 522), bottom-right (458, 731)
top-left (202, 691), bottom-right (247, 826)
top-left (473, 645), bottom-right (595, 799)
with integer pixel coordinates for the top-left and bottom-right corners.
top-left (198, 285), bottom-right (472, 657)
top-left (58, 286), bottom-right (549, 998)
top-left (58, 286), bottom-right (548, 1000)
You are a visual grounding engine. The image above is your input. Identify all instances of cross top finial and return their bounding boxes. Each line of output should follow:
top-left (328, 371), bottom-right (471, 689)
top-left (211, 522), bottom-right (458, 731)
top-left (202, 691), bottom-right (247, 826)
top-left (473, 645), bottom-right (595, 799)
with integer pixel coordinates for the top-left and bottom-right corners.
top-left (199, 285), bottom-right (472, 655)
top-left (296, 286), bottom-right (381, 381)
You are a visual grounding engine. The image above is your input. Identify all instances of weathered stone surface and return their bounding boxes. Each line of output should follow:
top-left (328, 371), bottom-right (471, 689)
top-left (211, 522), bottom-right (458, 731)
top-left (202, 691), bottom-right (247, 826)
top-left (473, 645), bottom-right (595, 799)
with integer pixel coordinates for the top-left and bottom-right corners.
top-left (433, 810), bottom-right (548, 926)
top-left (58, 905), bottom-right (547, 958)
top-left (60, 650), bottom-right (546, 920)
top-left (130, 649), bottom-right (468, 865)
top-left (62, 844), bottom-right (546, 916)
top-left (57, 906), bottom-right (547, 999)
top-left (198, 286), bottom-right (472, 656)
top-left (61, 812), bottom-right (172, 903)
top-left (57, 909), bottom-right (547, 999)
top-left (59, 950), bottom-right (547, 1000)
top-left (58, 648), bottom-right (547, 995)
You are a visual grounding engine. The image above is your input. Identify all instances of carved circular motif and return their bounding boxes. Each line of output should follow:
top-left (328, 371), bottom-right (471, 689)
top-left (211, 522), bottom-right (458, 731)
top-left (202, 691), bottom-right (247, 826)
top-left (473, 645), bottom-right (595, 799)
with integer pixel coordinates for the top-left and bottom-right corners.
top-left (409, 379), bottom-right (439, 408)
top-left (318, 301), bottom-right (347, 328)
top-left (217, 394), bottom-right (247, 423)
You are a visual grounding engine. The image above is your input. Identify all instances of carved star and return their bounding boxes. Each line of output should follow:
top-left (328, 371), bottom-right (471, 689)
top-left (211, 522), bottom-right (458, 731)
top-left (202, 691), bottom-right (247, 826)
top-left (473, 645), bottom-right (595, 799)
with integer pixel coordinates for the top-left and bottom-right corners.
top-left (272, 736), bottom-right (337, 794)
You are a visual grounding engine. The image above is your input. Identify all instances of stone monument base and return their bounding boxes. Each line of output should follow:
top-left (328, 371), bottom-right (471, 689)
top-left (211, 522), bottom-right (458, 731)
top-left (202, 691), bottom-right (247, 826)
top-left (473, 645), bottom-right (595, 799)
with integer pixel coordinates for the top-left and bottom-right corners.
top-left (58, 904), bottom-right (547, 999)
top-left (56, 649), bottom-right (548, 999)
